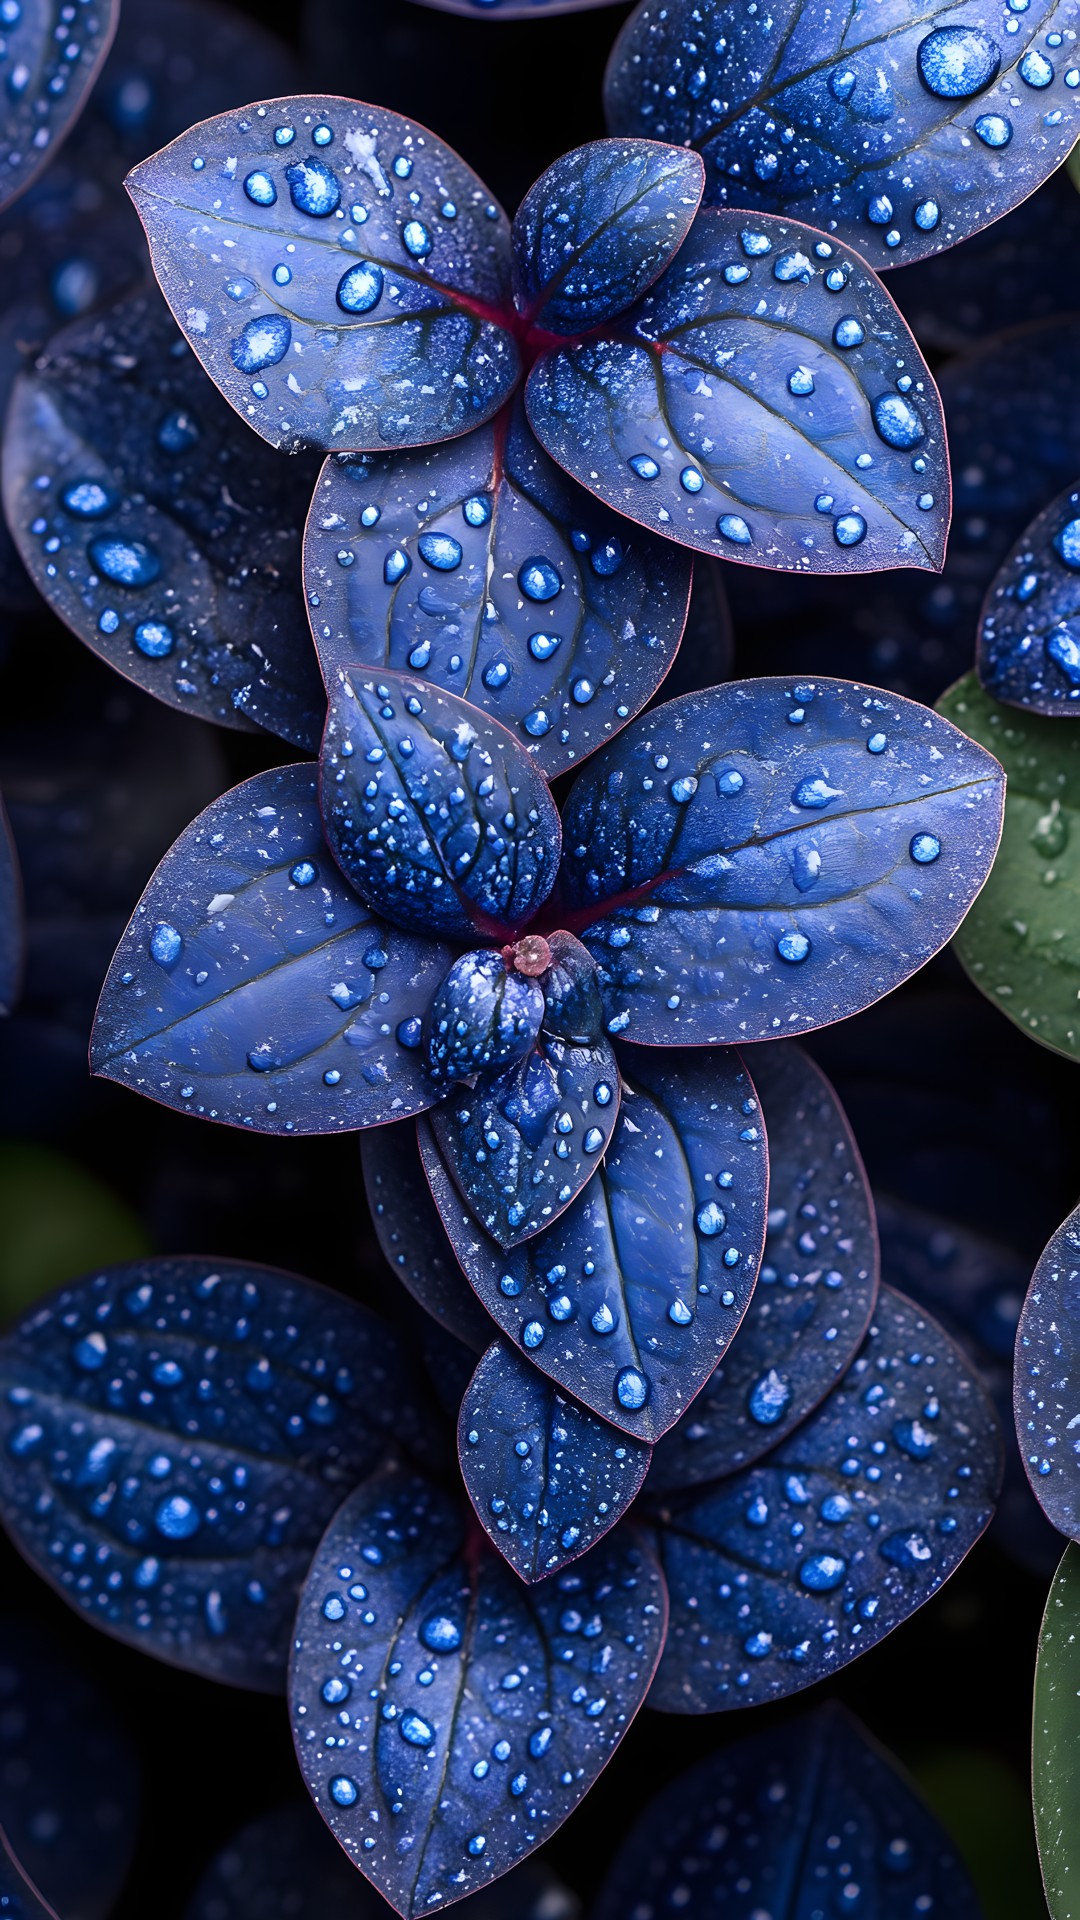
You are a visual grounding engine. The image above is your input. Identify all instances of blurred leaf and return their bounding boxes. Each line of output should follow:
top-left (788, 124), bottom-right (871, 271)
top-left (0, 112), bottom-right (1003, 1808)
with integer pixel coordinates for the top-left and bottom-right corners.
top-left (1034, 1543), bottom-right (1080, 1919)
top-left (0, 1143), bottom-right (149, 1321)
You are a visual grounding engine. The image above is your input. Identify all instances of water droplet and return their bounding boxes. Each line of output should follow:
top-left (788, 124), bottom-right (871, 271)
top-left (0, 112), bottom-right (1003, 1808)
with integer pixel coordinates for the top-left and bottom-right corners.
top-left (615, 1367), bottom-right (649, 1410)
top-left (974, 112), bottom-right (1013, 146)
top-left (591, 1303), bottom-right (615, 1334)
top-left (421, 1612), bottom-right (463, 1652)
top-left (749, 1368), bottom-right (792, 1424)
top-left (668, 1298), bottom-right (693, 1325)
top-left (243, 169), bottom-right (276, 206)
top-left (519, 557), bottom-right (561, 601)
top-left (776, 930), bottom-right (811, 964)
top-left (788, 366), bottom-right (815, 396)
top-left (88, 536), bottom-right (161, 587)
top-left (149, 922), bottom-right (182, 968)
top-left (329, 1776), bottom-right (358, 1807)
top-left (717, 513), bottom-right (752, 545)
top-left (418, 532), bottom-right (463, 570)
top-left (830, 67), bottom-right (856, 101)
top-left (872, 393), bottom-right (925, 449)
top-left (917, 26), bottom-right (1001, 99)
top-left (794, 776), bottom-right (843, 809)
top-left (914, 200), bottom-right (940, 231)
top-left (799, 1552), bottom-right (847, 1591)
top-left (134, 621), bottom-right (174, 659)
top-left (61, 479), bottom-right (113, 517)
top-left (400, 1710), bottom-right (434, 1746)
top-left (523, 1321), bottom-right (545, 1349)
top-left (867, 731), bottom-right (887, 753)
top-left (154, 1493), bottom-right (200, 1540)
top-left (833, 316), bottom-right (865, 349)
top-left (909, 833), bottom-right (941, 863)
top-left (696, 1200), bottom-right (727, 1236)
top-left (834, 513), bottom-right (867, 547)
top-left (337, 261), bottom-right (383, 313)
top-left (630, 453), bottom-right (659, 480)
top-left (384, 549), bottom-right (411, 585)
top-left (286, 158), bottom-right (341, 217)
top-left (402, 220), bottom-right (432, 258)
top-left (1054, 518), bottom-right (1080, 570)
top-left (231, 314), bottom-right (291, 374)
top-left (680, 465), bottom-right (704, 493)
top-left (1019, 48), bottom-right (1054, 87)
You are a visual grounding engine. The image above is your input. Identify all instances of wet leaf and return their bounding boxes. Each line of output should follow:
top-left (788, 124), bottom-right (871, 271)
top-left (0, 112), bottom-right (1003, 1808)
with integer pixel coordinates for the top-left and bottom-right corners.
top-left (288, 1459), bottom-right (666, 1916)
top-left (2, 290), bottom-right (325, 748)
top-left (362, 1117), bottom-right (494, 1351)
top-left (320, 666), bottom-right (561, 939)
top-left (560, 677), bottom-right (1005, 1046)
top-left (127, 97), bottom-right (519, 455)
top-left (593, 1703), bottom-right (982, 1919)
top-left (303, 397), bottom-right (691, 779)
top-left (0, 0), bottom-right (118, 217)
top-left (978, 476), bottom-right (1080, 717)
top-left (0, 798), bottom-right (22, 1016)
top-left (650, 1285), bottom-right (1001, 1710)
top-left (604, 0), bottom-right (1080, 272)
top-left (90, 763), bottom-right (450, 1135)
top-left (511, 138), bottom-right (703, 335)
top-left (420, 1045), bottom-right (768, 1441)
top-left (526, 209), bottom-right (949, 573)
top-left (1034, 1542), bottom-right (1080, 1920)
top-left (459, 1339), bottom-right (652, 1580)
top-left (0, 1257), bottom-right (423, 1689)
top-left (1015, 1199), bottom-right (1080, 1540)
top-left (935, 672), bottom-right (1080, 1062)
top-left (650, 1042), bottom-right (877, 1491)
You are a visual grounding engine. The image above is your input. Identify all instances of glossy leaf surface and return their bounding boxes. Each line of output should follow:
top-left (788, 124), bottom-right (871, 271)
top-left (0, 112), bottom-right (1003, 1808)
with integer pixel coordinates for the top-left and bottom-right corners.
top-left (0, 1617), bottom-right (139, 1920)
top-left (459, 1340), bottom-right (652, 1579)
top-left (0, 0), bottom-right (118, 216)
top-left (91, 763), bottom-right (450, 1134)
top-left (593, 1703), bottom-right (981, 1920)
top-left (0, 1257), bottom-right (422, 1688)
top-left (604, 0), bottom-right (1080, 272)
top-left (978, 477), bottom-right (1080, 716)
top-left (1034, 1543), bottom-right (1080, 1920)
top-left (127, 97), bottom-right (519, 455)
top-left (0, 800), bottom-right (22, 1017)
top-left (303, 399), bottom-right (692, 779)
top-left (650, 1042), bottom-right (877, 1490)
top-left (321, 667), bottom-right (561, 939)
top-left (288, 1461), bottom-right (667, 1916)
top-left (560, 678), bottom-right (1005, 1046)
top-left (1015, 1201), bottom-right (1080, 1539)
top-left (526, 209), bottom-right (949, 574)
top-left (3, 290), bottom-right (325, 748)
top-left (651, 1285), bottom-right (1001, 1710)
top-left (420, 1046), bottom-right (768, 1440)
top-left (936, 673), bottom-right (1080, 1062)
top-left (363, 1118), bottom-right (494, 1350)
top-left (511, 139), bottom-right (703, 334)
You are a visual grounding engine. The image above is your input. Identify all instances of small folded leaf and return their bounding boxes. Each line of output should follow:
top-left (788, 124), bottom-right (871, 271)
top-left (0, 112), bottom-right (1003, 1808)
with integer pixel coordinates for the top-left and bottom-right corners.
top-left (511, 138), bottom-right (704, 334)
top-left (362, 1118), bottom-right (494, 1350)
top-left (604, 0), bottom-right (1080, 272)
top-left (127, 97), bottom-right (519, 455)
top-left (2, 290), bottom-right (325, 748)
top-left (1034, 1542), bottom-right (1080, 1920)
top-left (91, 762), bottom-right (450, 1134)
top-left (1015, 1200), bottom-right (1080, 1539)
top-left (459, 1339), bottom-right (652, 1579)
top-left (0, 798), bottom-right (23, 1017)
top-left (424, 949), bottom-right (544, 1085)
top-left (321, 666), bottom-right (561, 939)
top-left (288, 1460), bottom-right (667, 1917)
top-left (650, 1285), bottom-right (1001, 1711)
top-left (0, 0), bottom-right (119, 217)
top-left (0, 1257), bottom-right (425, 1689)
top-left (936, 673), bottom-right (1080, 1062)
top-left (420, 1046), bottom-right (768, 1441)
top-left (303, 398), bottom-right (691, 779)
top-left (526, 209), bottom-right (949, 573)
top-left (978, 477), bottom-right (1080, 716)
top-left (593, 1702), bottom-right (982, 1920)
top-left (560, 677), bottom-right (1005, 1046)
top-left (650, 1042), bottom-right (877, 1491)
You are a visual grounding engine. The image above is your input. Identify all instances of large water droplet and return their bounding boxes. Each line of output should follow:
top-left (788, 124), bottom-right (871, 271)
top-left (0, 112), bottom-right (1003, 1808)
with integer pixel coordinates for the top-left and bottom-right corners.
top-left (917, 26), bottom-right (1001, 99)
top-left (231, 314), bottom-right (291, 374)
top-left (286, 158), bottom-right (341, 217)
top-left (748, 1368), bottom-right (792, 1425)
top-left (337, 261), bottom-right (383, 314)
top-left (872, 393), bottom-right (925, 449)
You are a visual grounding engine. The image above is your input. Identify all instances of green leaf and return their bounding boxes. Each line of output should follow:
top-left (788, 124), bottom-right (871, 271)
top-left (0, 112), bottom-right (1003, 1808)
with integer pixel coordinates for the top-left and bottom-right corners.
top-left (935, 671), bottom-right (1080, 1060)
top-left (1034, 1543), bottom-right (1080, 1920)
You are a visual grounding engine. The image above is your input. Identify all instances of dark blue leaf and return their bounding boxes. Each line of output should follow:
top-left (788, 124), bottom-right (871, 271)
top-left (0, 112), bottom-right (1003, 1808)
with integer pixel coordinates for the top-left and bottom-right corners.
top-left (90, 763), bottom-right (450, 1135)
top-left (604, 0), bottom-right (1080, 273)
top-left (525, 209), bottom-right (950, 574)
top-left (558, 678), bottom-right (1006, 1047)
top-left (321, 667), bottom-right (561, 939)
top-left (0, 0), bottom-right (119, 217)
top-left (127, 98), bottom-right (519, 455)
top-left (419, 1045), bottom-right (768, 1440)
top-left (650, 1042), bottom-right (877, 1491)
top-left (978, 476), bottom-right (1080, 715)
top-left (303, 397), bottom-right (692, 779)
top-left (459, 1339), bottom-right (652, 1579)
top-left (0, 1837), bottom-right (57, 1920)
top-left (2, 290), bottom-right (325, 749)
top-left (428, 932), bottom-right (619, 1247)
top-left (0, 799), bottom-right (23, 1017)
top-left (288, 1460), bottom-right (666, 1916)
top-left (1015, 1199), bottom-right (1080, 1540)
top-left (592, 1703), bottom-right (982, 1920)
top-left (511, 138), bottom-right (703, 335)
top-left (650, 1284), bottom-right (1001, 1711)
top-left (362, 1118), bottom-right (494, 1350)
top-left (0, 1617), bottom-right (139, 1920)
top-left (0, 1256), bottom-right (424, 1688)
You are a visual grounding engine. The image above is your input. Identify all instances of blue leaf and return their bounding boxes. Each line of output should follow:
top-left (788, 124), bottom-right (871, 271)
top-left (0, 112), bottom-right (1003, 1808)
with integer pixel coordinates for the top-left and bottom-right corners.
top-left (2, 289), bottom-right (325, 749)
top-left (362, 1118), bottom-right (494, 1351)
top-left (650, 1042), bottom-right (877, 1491)
top-left (1015, 1200), bottom-right (1080, 1541)
top-left (288, 1460), bottom-right (666, 1916)
top-left (0, 0), bottom-right (119, 217)
top-left (419, 1045), bottom-right (768, 1440)
top-left (0, 1617), bottom-right (138, 1920)
top-left (511, 138), bottom-right (703, 335)
top-left (303, 397), bottom-right (692, 779)
top-left (558, 678), bottom-right (1006, 1046)
top-left (428, 932), bottom-right (619, 1247)
top-left (650, 1284), bottom-right (1001, 1711)
top-left (0, 1256), bottom-right (425, 1689)
top-left (126, 98), bottom-right (519, 455)
top-left (321, 666), bottom-right (561, 939)
top-left (90, 762), bottom-right (450, 1135)
top-left (978, 476), bottom-right (1080, 715)
top-left (604, 0), bottom-right (1080, 273)
top-left (0, 798), bottom-right (22, 1017)
top-left (592, 1703), bottom-right (982, 1920)
top-left (525, 210), bottom-right (950, 574)
top-left (459, 1339), bottom-right (652, 1579)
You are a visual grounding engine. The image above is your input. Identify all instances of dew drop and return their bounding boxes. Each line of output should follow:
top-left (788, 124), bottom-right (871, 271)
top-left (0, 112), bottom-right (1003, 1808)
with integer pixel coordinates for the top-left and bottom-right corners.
top-left (917, 26), bottom-right (1001, 99)
top-left (337, 262), bottom-right (383, 314)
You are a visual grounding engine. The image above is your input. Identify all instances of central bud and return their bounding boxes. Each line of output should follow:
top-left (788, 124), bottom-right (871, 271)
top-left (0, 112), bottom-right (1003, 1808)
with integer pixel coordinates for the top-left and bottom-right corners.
top-left (502, 933), bottom-right (552, 979)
